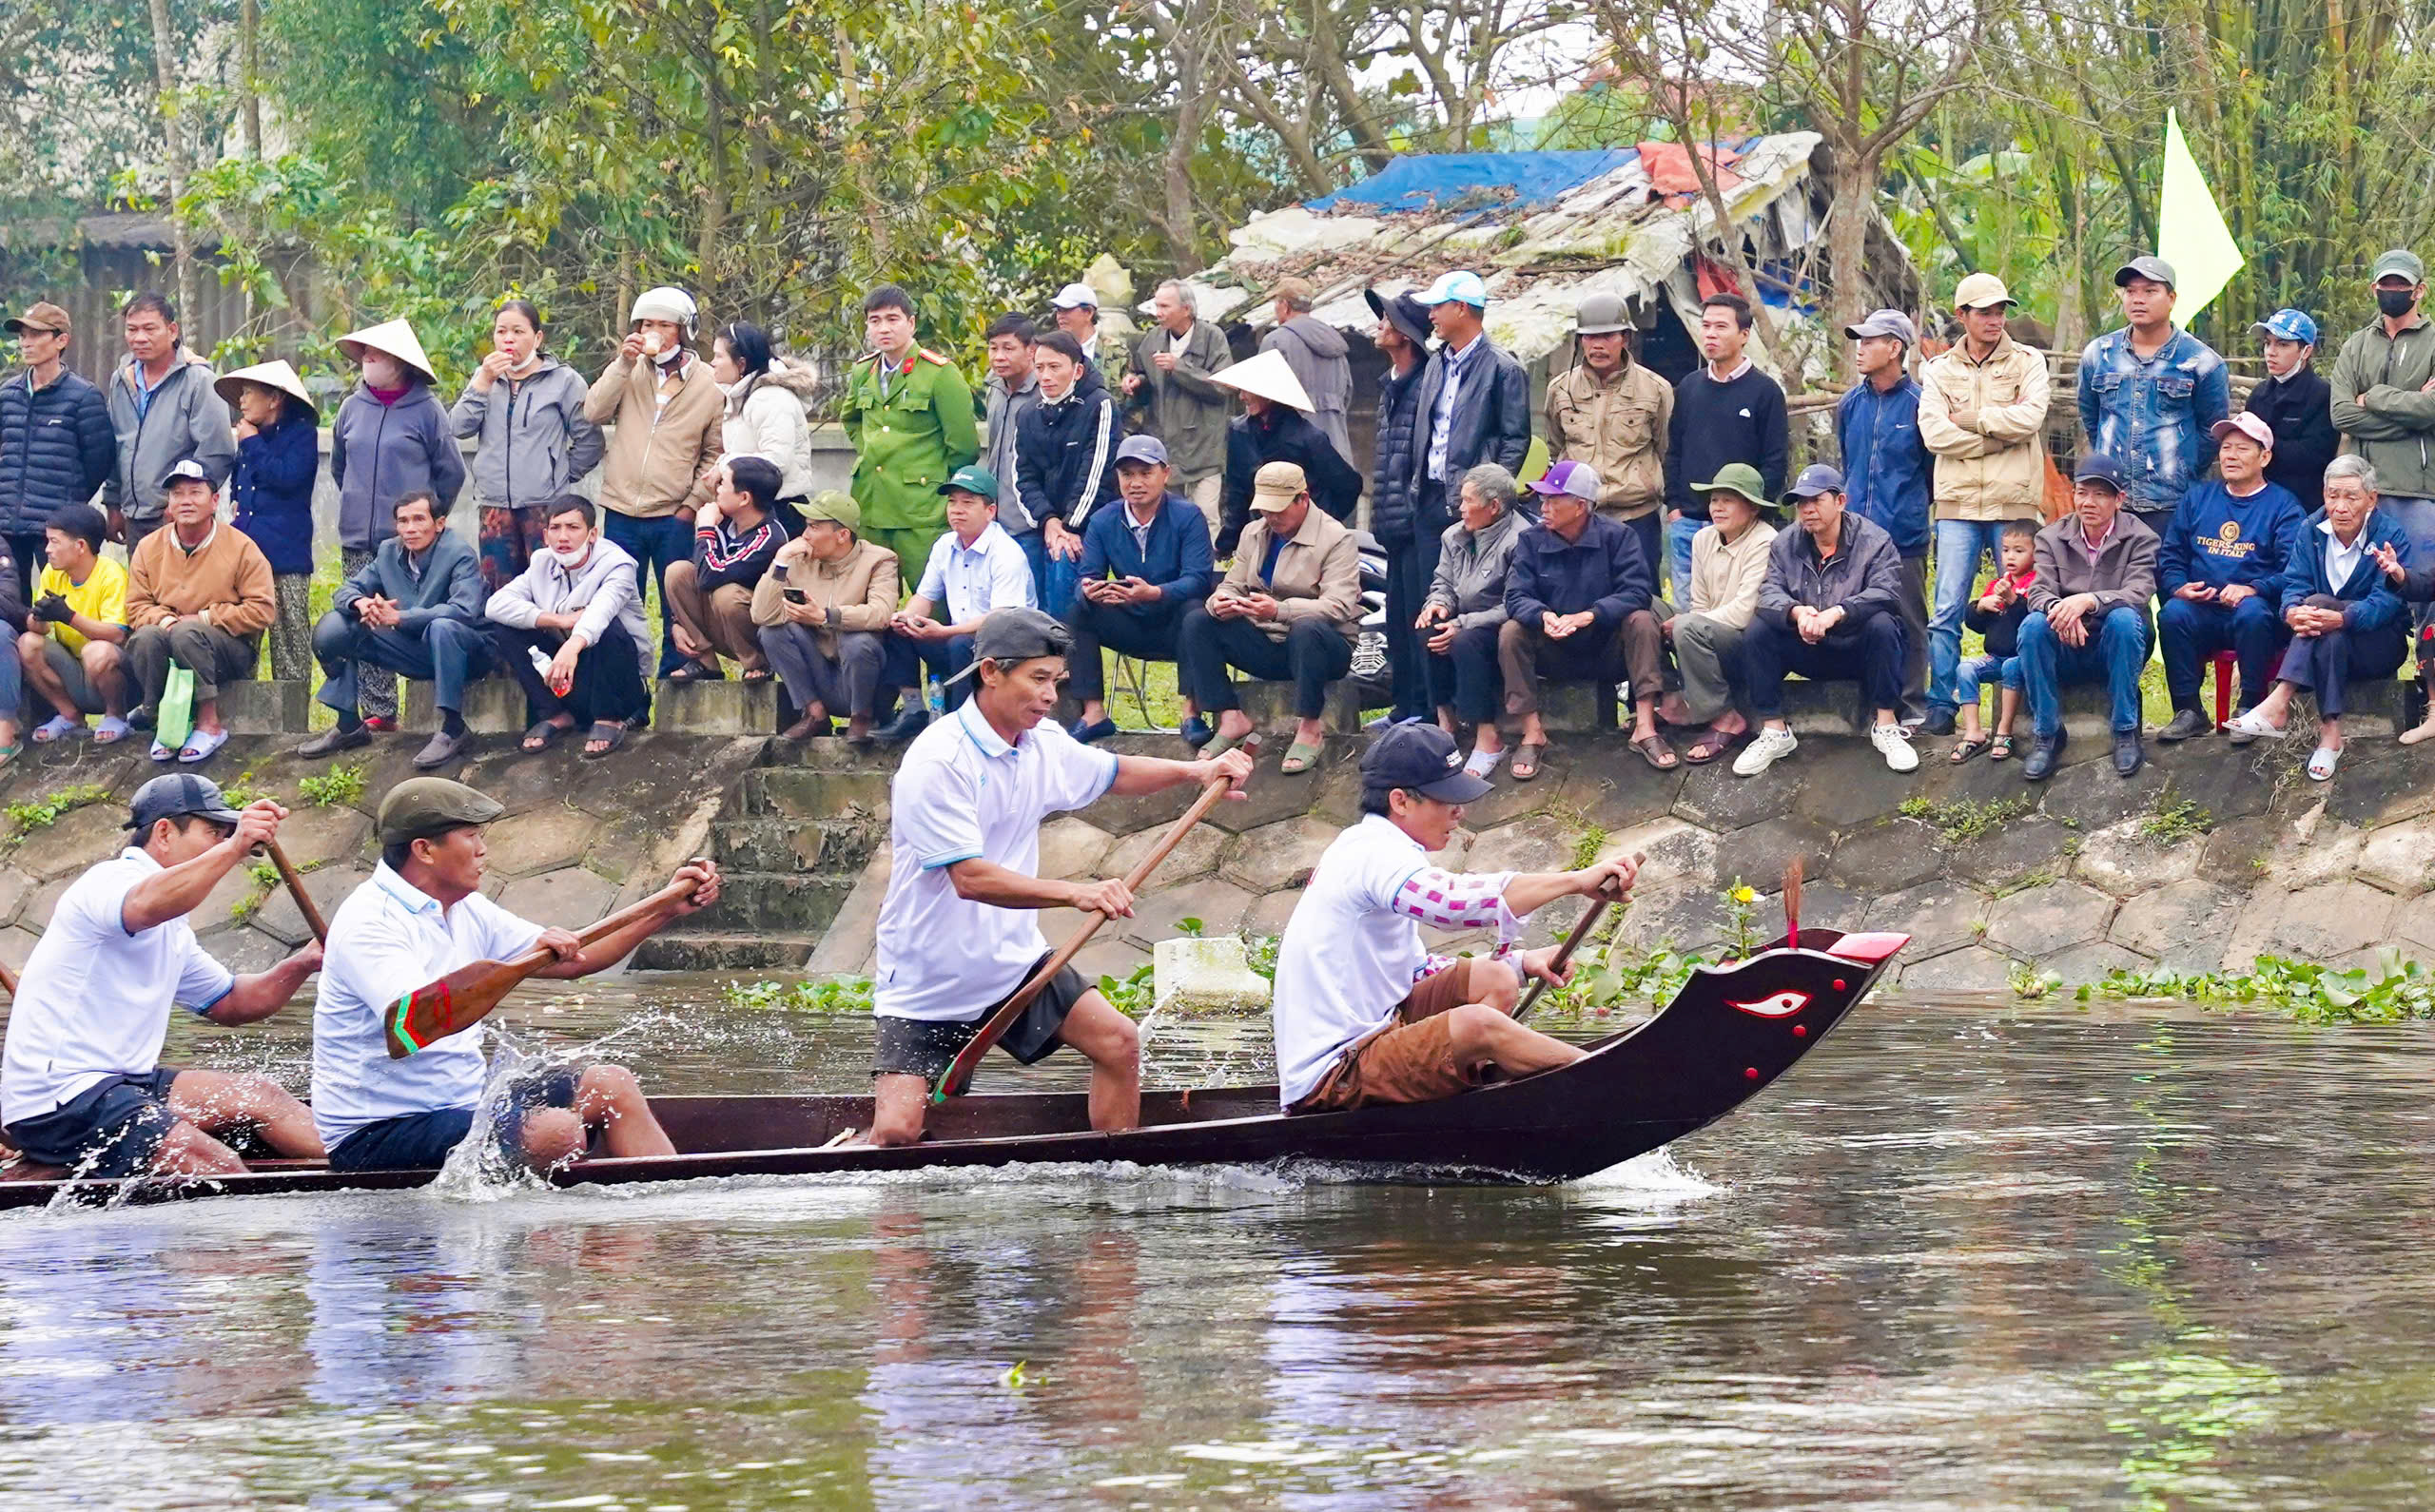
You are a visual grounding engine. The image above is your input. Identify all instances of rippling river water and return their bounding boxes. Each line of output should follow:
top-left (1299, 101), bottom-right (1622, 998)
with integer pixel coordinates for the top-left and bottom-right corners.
top-left (4, 981), bottom-right (2433, 1509)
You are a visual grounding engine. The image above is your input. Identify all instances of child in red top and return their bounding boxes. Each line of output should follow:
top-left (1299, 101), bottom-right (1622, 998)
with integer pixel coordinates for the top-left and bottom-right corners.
top-left (1951, 520), bottom-right (2038, 762)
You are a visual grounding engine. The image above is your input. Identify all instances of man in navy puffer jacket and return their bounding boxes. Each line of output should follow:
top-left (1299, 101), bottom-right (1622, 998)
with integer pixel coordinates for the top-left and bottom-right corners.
top-left (0, 302), bottom-right (115, 575)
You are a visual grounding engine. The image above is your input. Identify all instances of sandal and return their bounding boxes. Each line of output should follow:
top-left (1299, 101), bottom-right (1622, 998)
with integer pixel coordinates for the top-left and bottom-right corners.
top-left (521, 720), bottom-right (569, 753)
top-left (664, 663), bottom-right (711, 684)
top-left (32, 714), bottom-right (82, 744)
top-left (1462, 746), bottom-right (1508, 779)
top-left (740, 667), bottom-right (773, 684)
top-left (1948, 735), bottom-right (1993, 765)
top-left (1629, 732), bottom-right (1679, 771)
top-left (2308, 744), bottom-right (2342, 782)
top-left (0, 743), bottom-right (19, 768)
top-left (1683, 726), bottom-right (1737, 765)
top-left (94, 715), bottom-right (130, 745)
top-left (579, 721), bottom-right (627, 760)
top-left (1279, 740), bottom-right (1324, 776)
top-left (1510, 741), bottom-right (1546, 781)
top-left (178, 727), bottom-right (229, 765)
top-left (1989, 734), bottom-right (2016, 762)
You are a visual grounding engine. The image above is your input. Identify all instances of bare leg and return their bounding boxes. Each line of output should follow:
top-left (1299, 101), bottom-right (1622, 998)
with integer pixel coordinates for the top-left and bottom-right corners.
top-left (867, 1073), bottom-right (931, 1147)
top-left (1994, 686), bottom-right (2021, 737)
top-left (1215, 708), bottom-right (1256, 742)
top-left (19, 630), bottom-right (75, 721)
top-left (517, 1108), bottom-right (588, 1171)
top-left (1081, 698), bottom-right (1108, 724)
top-left (1441, 1002), bottom-right (1586, 1080)
top-left (148, 1121), bottom-right (248, 1178)
top-left (195, 696), bottom-right (224, 737)
top-left (1293, 715), bottom-right (1327, 749)
top-left (2250, 681), bottom-right (2298, 727)
top-left (575, 1063), bottom-right (675, 1157)
top-left (2319, 713), bottom-right (2345, 755)
top-left (1052, 991), bottom-right (1141, 1133)
top-left (170, 1068), bottom-right (323, 1158)
top-left (1958, 692), bottom-right (1985, 741)
top-left (87, 643), bottom-right (128, 717)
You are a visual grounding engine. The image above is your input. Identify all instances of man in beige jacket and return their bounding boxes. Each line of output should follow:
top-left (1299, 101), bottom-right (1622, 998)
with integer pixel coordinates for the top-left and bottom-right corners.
top-left (1916, 272), bottom-right (2053, 734)
top-left (751, 491), bottom-right (902, 744)
top-left (1542, 292), bottom-right (1674, 577)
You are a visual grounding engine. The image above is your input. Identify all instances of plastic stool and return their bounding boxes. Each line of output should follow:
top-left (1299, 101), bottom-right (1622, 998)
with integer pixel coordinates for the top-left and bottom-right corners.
top-left (2210, 649), bottom-right (2238, 730)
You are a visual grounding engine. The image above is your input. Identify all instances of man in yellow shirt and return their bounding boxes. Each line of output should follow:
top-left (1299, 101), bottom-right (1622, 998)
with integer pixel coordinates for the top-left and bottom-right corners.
top-left (17, 503), bottom-right (132, 743)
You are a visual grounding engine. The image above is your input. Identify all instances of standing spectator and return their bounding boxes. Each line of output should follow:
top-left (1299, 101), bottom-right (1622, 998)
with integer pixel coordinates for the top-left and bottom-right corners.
top-left (124, 460), bottom-right (276, 764)
top-left (1418, 462), bottom-right (1528, 776)
top-left (876, 466), bottom-right (1036, 740)
top-left (2075, 255), bottom-right (2231, 535)
top-left (331, 320), bottom-right (467, 729)
top-left (1731, 465), bottom-right (1917, 778)
top-left (1946, 522), bottom-right (2038, 765)
top-left (1016, 330), bottom-right (1120, 619)
top-left (298, 491), bottom-right (489, 770)
top-left (751, 492), bottom-right (899, 743)
top-left (1049, 282), bottom-right (1126, 374)
top-left (18, 503), bottom-right (130, 745)
top-left (454, 300), bottom-right (604, 595)
top-left (2329, 250), bottom-right (2435, 656)
top-left (841, 284), bottom-right (982, 581)
top-left (584, 286), bottom-right (726, 679)
top-left (1062, 436), bottom-right (1213, 745)
top-left (1543, 292), bottom-right (1673, 577)
top-left (1176, 461), bottom-right (1361, 773)
top-left (664, 455), bottom-right (788, 684)
top-left (1411, 271), bottom-right (1531, 537)
top-left (1655, 465), bottom-right (1779, 766)
top-left (980, 314), bottom-right (1045, 582)
top-left (710, 320), bottom-right (816, 517)
top-left (1917, 273), bottom-right (2053, 735)
top-left (1664, 293), bottom-right (1788, 595)
top-left (221, 360), bottom-right (321, 682)
top-left (2154, 413), bottom-right (2305, 742)
top-left (1838, 309), bottom-right (1933, 725)
top-left (2245, 309), bottom-right (2336, 514)
top-left (1260, 278), bottom-right (1354, 464)
top-left (484, 496), bottom-right (653, 759)
top-left (1366, 286), bottom-right (1437, 725)
top-left (1499, 461), bottom-right (1668, 779)
top-left (101, 293), bottom-right (233, 554)
top-left (2016, 456), bottom-right (2160, 782)
top-left (2227, 455), bottom-right (2414, 780)
top-left (1, 301), bottom-right (113, 575)
top-left (1211, 352), bottom-right (1364, 554)
top-left (1121, 281), bottom-right (1233, 529)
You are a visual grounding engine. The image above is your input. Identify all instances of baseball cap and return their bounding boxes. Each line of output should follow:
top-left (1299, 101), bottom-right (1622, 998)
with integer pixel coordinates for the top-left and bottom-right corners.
top-left (1691, 462), bottom-right (1771, 508)
top-left (1782, 463), bottom-right (1845, 503)
top-left (2372, 249), bottom-right (2425, 285)
top-left (1844, 309), bottom-right (1919, 345)
top-left (2251, 308), bottom-right (2320, 346)
top-left (1114, 436), bottom-right (1169, 468)
top-left (1415, 270), bottom-right (1489, 309)
top-left (160, 457), bottom-right (214, 491)
top-left (127, 773), bottom-right (244, 834)
top-left (2114, 255), bottom-right (2177, 289)
top-left (1527, 459), bottom-right (1602, 503)
top-left (2074, 455), bottom-right (2129, 494)
top-left (938, 464), bottom-right (1001, 499)
top-left (1952, 273), bottom-right (2016, 311)
top-left (1365, 285), bottom-right (1431, 347)
top-left (1250, 461), bottom-right (1308, 513)
top-left (1050, 282), bottom-right (1100, 310)
top-left (4, 301), bottom-right (70, 337)
top-left (947, 607), bottom-right (1073, 683)
top-left (2211, 412), bottom-right (2274, 450)
top-left (1360, 723), bottom-right (1492, 805)
top-left (800, 490), bottom-right (861, 530)
top-left (377, 777), bottom-right (505, 845)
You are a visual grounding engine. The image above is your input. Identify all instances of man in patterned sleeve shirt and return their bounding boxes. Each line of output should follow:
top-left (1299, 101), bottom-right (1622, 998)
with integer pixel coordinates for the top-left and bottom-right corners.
top-left (1272, 725), bottom-right (1641, 1114)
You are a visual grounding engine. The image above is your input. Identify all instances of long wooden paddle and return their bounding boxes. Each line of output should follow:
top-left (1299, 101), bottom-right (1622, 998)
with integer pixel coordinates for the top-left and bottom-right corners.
top-left (384, 876), bottom-right (701, 1058)
top-left (262, 837), bottom-right (327, 944)
top-left (1511, 858), bottom-right (1639, 1024)
top-left (929, 734), bottom-right (1259, 1104)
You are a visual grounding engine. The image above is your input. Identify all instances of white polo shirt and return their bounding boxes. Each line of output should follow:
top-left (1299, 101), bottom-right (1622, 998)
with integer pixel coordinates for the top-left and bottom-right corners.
top-left (1271, 815), bottom-right (1523, 1108)
top-left (874, 700), bottom-right (1120, 1021)
top-left (310, 863), bottom-right (545, 1151)
top-left (915, 521), bottom-right (1037, 626)
top-left (0, 848), bottom-right (235, 1123)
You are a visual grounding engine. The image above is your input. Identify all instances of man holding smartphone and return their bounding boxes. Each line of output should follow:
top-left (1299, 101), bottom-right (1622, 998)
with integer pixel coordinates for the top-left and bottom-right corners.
top-left (1061, 436), bottom-right (1213, 743)
top-left (751, 491), bottom-right (902, 743)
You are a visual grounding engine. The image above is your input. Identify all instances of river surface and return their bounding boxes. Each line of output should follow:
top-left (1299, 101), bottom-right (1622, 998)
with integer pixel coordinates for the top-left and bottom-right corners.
top-left (3, 981), bottom-right (2434, 1509)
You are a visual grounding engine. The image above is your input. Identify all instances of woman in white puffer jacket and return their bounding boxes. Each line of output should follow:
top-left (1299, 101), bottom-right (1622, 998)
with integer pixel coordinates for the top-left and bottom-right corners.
top-left (710, 320), bottom-right (817, 513)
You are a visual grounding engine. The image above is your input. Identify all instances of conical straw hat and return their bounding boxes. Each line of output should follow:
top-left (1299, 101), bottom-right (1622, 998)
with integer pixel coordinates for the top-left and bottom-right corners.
top-left (336, 319), bottom-right (438, 386)
top-left (213, 359), bottom-right (318, 417)
top-left (1209, 348), bottom-right (1315, 413)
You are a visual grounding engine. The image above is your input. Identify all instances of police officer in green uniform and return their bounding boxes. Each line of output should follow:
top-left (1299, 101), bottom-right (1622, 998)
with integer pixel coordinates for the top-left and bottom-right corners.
top-left (841, 284), bottom-right (983, 574)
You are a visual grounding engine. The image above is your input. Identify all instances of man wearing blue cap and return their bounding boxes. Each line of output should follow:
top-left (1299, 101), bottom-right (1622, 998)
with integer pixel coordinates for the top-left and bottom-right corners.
top-left (1838, 308), bottom-right (1934, 724)
top-left (1062, 435), bottom-right (1213, 743)
top-left (2016, 455), bottom-right (2160, 780)
top-left (2245, 308), bottom-right (2336, 514)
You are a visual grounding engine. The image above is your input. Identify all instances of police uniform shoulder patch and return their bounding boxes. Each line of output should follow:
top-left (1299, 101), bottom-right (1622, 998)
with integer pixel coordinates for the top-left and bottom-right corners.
top-left (916, 348), bottom-right (954, 367)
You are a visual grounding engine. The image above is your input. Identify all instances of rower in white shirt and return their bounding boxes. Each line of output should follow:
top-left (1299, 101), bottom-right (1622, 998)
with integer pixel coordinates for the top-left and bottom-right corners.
top-left (864, 607), bottom-right (1252, 1147)
top-left (1272, 724), bottom-right (1639, 1114)
top-left (0, 775), bottom-right (323, 1177)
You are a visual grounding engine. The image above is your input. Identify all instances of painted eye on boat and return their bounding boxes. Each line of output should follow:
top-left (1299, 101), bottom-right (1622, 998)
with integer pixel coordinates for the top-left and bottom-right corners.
top-left (1726, 990), bottom-right (1811, 1018)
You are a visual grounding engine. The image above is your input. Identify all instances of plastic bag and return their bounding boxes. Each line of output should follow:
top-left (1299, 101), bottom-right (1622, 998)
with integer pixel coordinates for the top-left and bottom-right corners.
top-left (157, 664), bottom-right (195, 750)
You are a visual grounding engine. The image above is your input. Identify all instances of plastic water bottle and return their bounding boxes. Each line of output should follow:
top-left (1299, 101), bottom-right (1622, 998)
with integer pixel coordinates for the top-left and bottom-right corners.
top-left (926, 677), bottom-right (945, 715)
top-left (529, 645), bottom-right (571, 697)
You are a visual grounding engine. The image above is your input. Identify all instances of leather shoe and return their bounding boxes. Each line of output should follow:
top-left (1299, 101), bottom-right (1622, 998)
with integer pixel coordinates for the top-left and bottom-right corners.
top-left (412, 728), bottom-right (469, 771)
top-left (2114, 729), bottom-right (2146, 778)
top-left (2157, 708), bottom-right (2210, 743)
top-left (296, 723), bottom-right (372, 759)
top-left (874, 706), bottom-right (930, 744)
top-left (1068, 717), bottom-right (1119, 745)
top-left (2022, 734), bottom-right (2064, 781)
top-left (1179, 714), bottom-right (1215, 749)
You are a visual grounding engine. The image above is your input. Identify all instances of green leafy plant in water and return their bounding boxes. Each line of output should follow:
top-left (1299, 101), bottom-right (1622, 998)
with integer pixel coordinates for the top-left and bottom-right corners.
top-left (1898, 795), bottom-right (2031, 844)
top-left (719, 977), bottom-right (874, 1014)
top-left (1097, 960), bottom-right (1159, 1018)
top-left (2139, 798), bottom-right (2215, 843)
top-left (2064, 949), bottom-right (2435, 1024)
top-left (298, 763), bottom-right (367, 808)
top-left (4, 783), bottom-right (112, 847)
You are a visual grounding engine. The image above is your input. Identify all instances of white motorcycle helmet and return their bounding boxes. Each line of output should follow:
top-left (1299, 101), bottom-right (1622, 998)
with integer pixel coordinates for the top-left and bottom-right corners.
top-left (629, 286), bottom-right (699, 340)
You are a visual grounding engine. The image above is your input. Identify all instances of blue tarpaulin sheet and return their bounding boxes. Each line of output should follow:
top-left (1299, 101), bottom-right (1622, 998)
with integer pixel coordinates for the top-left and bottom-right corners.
top-left (1304, 150), bottom-right (1639, 217)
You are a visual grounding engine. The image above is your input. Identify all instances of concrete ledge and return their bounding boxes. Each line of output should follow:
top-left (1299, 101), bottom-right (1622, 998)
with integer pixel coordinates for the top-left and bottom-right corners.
top-left (1508, 681), bottom-right (1615, 735)
top-left (405, 680), bottom-right (525, 735)
top-left (218, 680), bottom-right (313, 733)
top-left (1237, 680), bottom-right (1365, 734)
top-left (652, 677), bottom-right (781, 735)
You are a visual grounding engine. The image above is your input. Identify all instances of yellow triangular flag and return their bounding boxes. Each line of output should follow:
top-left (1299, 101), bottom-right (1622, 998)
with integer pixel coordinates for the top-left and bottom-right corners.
top-left (2157, 109), bottom-right (2244, 320)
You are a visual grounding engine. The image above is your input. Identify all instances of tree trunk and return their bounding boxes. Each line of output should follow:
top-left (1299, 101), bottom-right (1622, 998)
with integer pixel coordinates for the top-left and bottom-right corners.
top-left (145, 0), bottom-right (196, 322)
top-left (1827, 145), bottom-right (1873, 374)
top-left (1162, 29), bottom-right (1207, 270)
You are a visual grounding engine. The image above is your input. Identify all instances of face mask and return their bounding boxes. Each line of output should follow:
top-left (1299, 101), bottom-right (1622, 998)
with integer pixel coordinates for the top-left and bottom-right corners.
top-left (2378, 288), bottom-right (2416, 319)
top-left (550, 544), bottom-right (590, 569)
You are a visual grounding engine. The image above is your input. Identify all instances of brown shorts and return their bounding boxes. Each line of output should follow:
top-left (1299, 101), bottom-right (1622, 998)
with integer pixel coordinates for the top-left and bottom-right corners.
top-left (1291, 958), bottom-right (1497, 1114)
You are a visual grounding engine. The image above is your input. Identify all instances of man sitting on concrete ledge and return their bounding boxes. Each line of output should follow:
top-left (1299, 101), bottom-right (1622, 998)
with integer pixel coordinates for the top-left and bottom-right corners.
top-left (2155, 412), bottom-right (2303, 742)
top-left (299, 490), bottom-right (489, 770)
top-left (752, 491), bottom-right (900, 744)
top-left (18, 503), bottom-right (131, 746)
top-left (484, 495), bottom-right (653, 759)
top-left (126, 459), bottom-right (275, 765)
top-left (665, 454), bottom-right (787, 685)
top-left (1063, 435), bottom-right (1213, 745)
top-left (2017, 455), bottom-right (2159, 781)
top-left (1498, 458), bottom-right (1666, 780)
top-left (1733, 463), bottom-right (1916, 778)
top-left (1176, 460), bottom-right (1361, 775)
top-left (875, 463), bottom-right (1036, 743)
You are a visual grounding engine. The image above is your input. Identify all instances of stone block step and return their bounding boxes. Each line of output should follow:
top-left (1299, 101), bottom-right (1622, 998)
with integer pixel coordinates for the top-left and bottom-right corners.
top-left (740, 766), bottom-right (894, 819)
top-left (651, 677), bottom-right (782, 736)
top-left (632, 931), bottom-right (817, 973)
top-left (219, 679), bottom-right (314, 733)
top-left (689, 871), bottom-right (857, 932)
top-left (1237, 679), bottom-right (1366, 735)
top-left (405, 679), bottom-right (526, 735)
top-left (711, 818), bottom-right (886, 873)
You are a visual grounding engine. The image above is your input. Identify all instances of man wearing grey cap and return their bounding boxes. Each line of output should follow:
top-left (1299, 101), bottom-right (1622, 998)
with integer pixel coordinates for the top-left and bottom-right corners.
top-left (1838, 308), bottom-right (1934, 724)
top-left (0, 776), bottom-right (322, 1180)
top-left (1062, 435), bottom-right (1213, 744)
top-left (2329, 248), bottom-right (2435, 653)
top-left (2075, 255), bottom-right (2231, 535)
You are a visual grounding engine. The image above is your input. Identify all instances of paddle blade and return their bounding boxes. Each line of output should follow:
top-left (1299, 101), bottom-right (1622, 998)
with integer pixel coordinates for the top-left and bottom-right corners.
top-left (384, 960), bottom-right (515, 1058)
top-left (1783, 856), bottom-right (1803, 941)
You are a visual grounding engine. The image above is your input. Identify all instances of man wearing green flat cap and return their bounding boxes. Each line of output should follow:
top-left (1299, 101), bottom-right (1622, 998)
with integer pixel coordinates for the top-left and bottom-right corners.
top-left (751, 490), bottom-right (902, 743)
top-left (1655, 462), bottom-right (1780, 764)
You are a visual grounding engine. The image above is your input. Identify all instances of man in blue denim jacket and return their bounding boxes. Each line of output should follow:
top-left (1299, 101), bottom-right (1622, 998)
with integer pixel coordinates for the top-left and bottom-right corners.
top-left (2076, 255), bottom-right (2232, 536)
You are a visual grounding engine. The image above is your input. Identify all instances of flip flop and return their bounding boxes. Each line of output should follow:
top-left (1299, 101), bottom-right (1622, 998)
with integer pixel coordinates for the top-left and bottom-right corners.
top-left (31, 715), bottom-right (81, 744)
top-left (1629, 732), bottom-right (1679, 771)
top-left (521, 720), bottom-right (568, 753)
top-left (740, 667), bottom-right (773, 684)
top-left (94, 715), bottom-right (131, 745)
top-left (1279, 740), bottom-right (1324, 776)
top-left (1201, 729), bottom-right (1248, 761)
top-left (1948, 735), bottom-right (1993, 765)
top-left (579, 721), bottom-right (627, 760)
top-left (1682, 726), bottom-right (1737, 764)
top-left (1462, 746), bottom-right (1508, 779)
top-left (0, 743), bottom-right (19, 768)
top-left (178, 727), bottom-right (229, 764)
top-left (1510, 741), bottom-right (1546, 781)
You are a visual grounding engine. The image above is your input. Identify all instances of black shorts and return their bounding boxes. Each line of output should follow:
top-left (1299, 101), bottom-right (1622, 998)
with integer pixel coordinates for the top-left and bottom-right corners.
top-left (327, 1068), bottom-right (585, 1173)
top-left (871, 954), bottom-right (1091, 1081)
top-left (3, 1067), bottom-right (183, 1176)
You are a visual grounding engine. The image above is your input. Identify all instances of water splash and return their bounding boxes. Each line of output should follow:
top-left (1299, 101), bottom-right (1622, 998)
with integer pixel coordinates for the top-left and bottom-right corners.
top-left (428, 1008), bottom-right (681, 1205)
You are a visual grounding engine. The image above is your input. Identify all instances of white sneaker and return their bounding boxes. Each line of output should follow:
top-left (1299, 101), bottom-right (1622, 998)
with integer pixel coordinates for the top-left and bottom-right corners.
top-left (1732, 726), bottom-right (1799, 777)
top-left (1871, 722), bottom-right (1919, 772)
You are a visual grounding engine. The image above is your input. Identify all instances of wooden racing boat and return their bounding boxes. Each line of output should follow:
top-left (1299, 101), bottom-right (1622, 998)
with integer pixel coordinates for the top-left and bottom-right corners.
top-left (0, 928), bottom-right (1904, 1211)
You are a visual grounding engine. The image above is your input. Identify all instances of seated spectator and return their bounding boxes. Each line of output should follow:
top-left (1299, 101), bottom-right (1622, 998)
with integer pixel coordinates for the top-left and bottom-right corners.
top-left (751, 491), bottom-right (900, 743)
top-left (125, 460), bottom-right (276, 764)
top-left (299, 491), bottom-right (489, 769)
top-left (2016, 456), bottom-right (2160, 781)
top-left (1018, 330), bottom-right (1121, 618)
top-left (18, 503), bottom-right (130, 746)
top-left (1499, 460), bottom-right (1664, 780)
top-left (1418, 463), bottom-right (1529, 776)
top-left (1176, 461), bottom-right (1360, 774)
top-left (1948, 520), bottom-right (2037, 764)
top-left (484, 495), bottom-right (652, 760)
top-left (2156, 412), bottom-right (2306, 742)
top-left (0, 540), bottom-right (20, 763)
top-left (875, 464), bottom-right (1036, 742)
top-left (1654, 464), bottom-right (1778, 766)
top-left (1733, 464), bottom-right (1917, 778)
top-left (2375, 529), bottom-right (2435, 745)
top-left (1210, 352), bottom-right (1365, 555)
top-left (221, 359), bottom-right (321, 683)
top-left (665, 455), bottom-right (788, 684)
top-left (1063, 436), bottom-right (1213, 745)
top-left (2228, 456), bottom-right (2414, 779)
